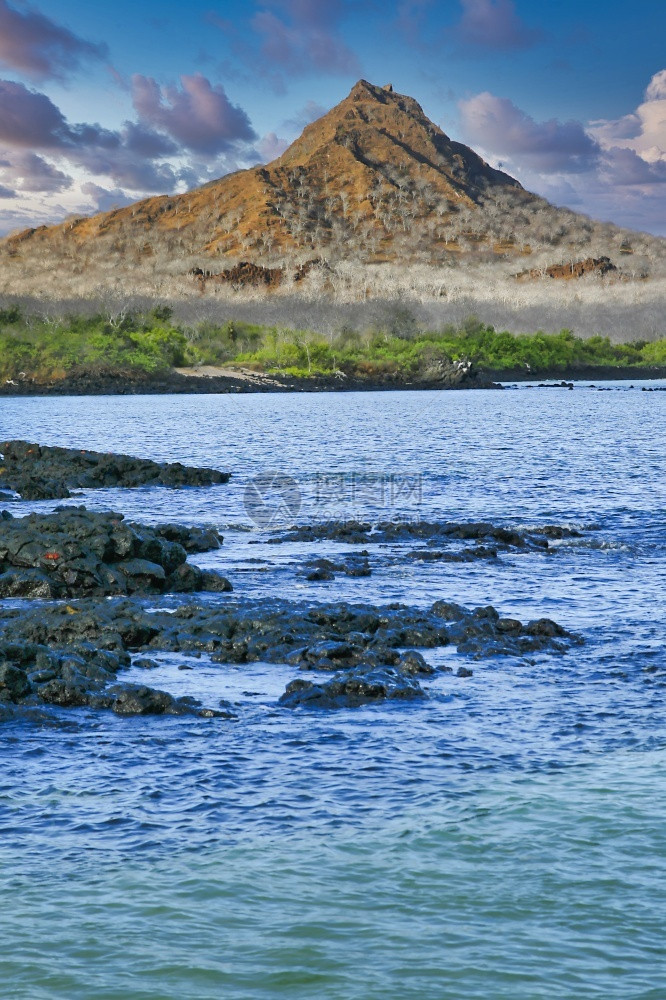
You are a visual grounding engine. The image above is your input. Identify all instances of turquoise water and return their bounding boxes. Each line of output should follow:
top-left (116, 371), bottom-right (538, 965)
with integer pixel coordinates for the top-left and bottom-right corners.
top-left (1, 383), bottom-right (665, 998)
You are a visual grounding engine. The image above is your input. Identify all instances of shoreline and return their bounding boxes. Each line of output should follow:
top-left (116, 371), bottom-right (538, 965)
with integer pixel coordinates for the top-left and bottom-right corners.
top-left (1, 364), bottom-right (665, 397)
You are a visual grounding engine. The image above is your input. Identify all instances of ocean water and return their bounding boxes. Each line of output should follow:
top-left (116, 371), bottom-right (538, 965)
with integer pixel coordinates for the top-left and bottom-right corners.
top-left (1, 382), bottom-right (665, 999)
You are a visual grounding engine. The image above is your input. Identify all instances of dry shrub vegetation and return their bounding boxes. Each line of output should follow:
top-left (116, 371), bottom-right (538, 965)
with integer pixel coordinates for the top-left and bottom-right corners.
top-left (1, 81), bottom-right (665, 343)
top-left (1, 186), bottom-right (665, 342)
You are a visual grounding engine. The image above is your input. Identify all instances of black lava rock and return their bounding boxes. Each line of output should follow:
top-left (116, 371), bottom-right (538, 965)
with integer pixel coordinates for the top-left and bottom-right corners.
top-left (0, 506), bottom-right (232, 598)
top-left (0, 440), bottom-right (230, 500)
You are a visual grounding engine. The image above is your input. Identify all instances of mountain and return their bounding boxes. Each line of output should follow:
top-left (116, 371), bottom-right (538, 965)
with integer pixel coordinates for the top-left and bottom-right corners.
top-left (0, 80), bottom-right (664, 300)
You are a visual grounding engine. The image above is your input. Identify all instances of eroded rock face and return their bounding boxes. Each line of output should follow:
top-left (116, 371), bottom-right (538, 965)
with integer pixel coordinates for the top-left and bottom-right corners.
top-left (0, 440), bottom-right (230, 500)
top-left (206, 261), bottom-right (284, 289)
top-left (0, 507), bottom-right (232, 598)
top-left (517, 256), bottom-right (617, 281)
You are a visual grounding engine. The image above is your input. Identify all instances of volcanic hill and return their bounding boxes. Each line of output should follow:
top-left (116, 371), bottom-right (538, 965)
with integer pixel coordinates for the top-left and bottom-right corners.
top-left (0, 79), bottom-right (664, 302)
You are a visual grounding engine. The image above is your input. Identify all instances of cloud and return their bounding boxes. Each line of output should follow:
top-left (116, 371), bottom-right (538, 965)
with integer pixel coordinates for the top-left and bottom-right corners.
top-left (457, 78), bottom-right (666, 233)
top-left (590, 69), bottom-right (666, 166)
top-left (250, 0), bottom-right (359, 81)
top-left (459, 91), bottom-right (600, 173)
top-left (122, 122), bottom-right (179, 158)
top-left (131, 73), bottom-right (256, 155)
top-left (0, 79), bottom-right (70, 147)
top-left (646, 69), bottom-right (666, 101)
top-left (0, 0), bottom-right (106, 81)
top-left (454, 0), bottom-right (541, 50)
top-left (600, 146), bottom-right (666, 186)
top-left (257, 131), bottom-right (290, 160)
top-left (0, 182), bottom-right (15, 198)
top-left (282, 99), bottom-right (327, 132)
top-left (0, 74), bottom-right (262, 196)
top-left (0, 79), bottom-right (176, 190)
top-left (80, 182), bottom-right (135, 213)
top-left (73, 142), bottom-right (180, 192)
top-left (0, 149), bottom-right (71, 192)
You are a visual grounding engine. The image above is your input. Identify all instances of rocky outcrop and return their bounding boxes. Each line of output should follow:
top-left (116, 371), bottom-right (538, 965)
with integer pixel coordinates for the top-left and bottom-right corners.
top-left (206, 261), bottom-right (284, 290)
top-left (0, 507), bottom-right (232, 598)
top-left (516, 256), bottom-right (617, 281)
top-left (0, 593), bottom-right (581, 717)
top-left (279, 665), bottom-right (426, 709)
top-left (0, 439), bottom-right (230, 500)
top-left (0, 638), bottom-right (220, 716)
top-left (301, 552), bottom-right (372, 581)
top-left (267, 518), bottom-right (580, 553)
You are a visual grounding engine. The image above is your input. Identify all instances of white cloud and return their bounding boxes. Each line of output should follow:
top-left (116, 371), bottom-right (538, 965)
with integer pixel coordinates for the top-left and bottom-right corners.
top-left (589, 70), bottom-right (666, 166)
top-left (457, 72), bottom-right (666, 234)
top-left (459, 91), bottom-right (599, 173)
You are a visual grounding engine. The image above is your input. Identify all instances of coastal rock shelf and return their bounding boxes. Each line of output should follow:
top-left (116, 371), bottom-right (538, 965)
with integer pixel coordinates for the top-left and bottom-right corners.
top-left (0, 507), bottom-right (232, 598)
top-left (267, 519), bottom-right (583, 564)
top-left (0, 439), bottom-right (586, 719)
top-left (0, 596), bottom-right (583, 717)
top-left (0, 439), bottom-right (230, 500)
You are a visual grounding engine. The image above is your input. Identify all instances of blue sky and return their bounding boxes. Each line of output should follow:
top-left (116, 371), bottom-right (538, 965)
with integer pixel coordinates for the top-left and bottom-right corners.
top-left (1, 0), bottom-right (665, 234)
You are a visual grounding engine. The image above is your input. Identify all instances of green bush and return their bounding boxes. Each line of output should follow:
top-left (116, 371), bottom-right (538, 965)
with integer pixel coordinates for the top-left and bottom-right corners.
top-left (0, 308), bottom-right (664, 382)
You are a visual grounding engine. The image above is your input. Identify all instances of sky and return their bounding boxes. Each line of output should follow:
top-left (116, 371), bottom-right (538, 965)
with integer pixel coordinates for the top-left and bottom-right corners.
top-left (1, 0), bottom-right (665, 235)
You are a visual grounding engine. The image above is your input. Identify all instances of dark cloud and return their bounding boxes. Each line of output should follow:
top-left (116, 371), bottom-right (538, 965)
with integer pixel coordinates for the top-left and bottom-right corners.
top-left (601, 146), bottom-right (666, 187)
top-left (459, 92), bottom-right (600, 173)
top-left (73, 143), bottom-right (180, 192)
top-left (0, 80), bottom-right (170, 189)
top-left (0, 76), bottom-right (260, 194)
top-left (0, 150), bottom-right (71, 192)
top-left (456, 79), bottom-right (666, 233)
top-left (454, 0), bottom-right (541, 50)
top-left (0, 182), bottom-right (15, 198)
top-left (131, 73), bottom-right (256, 155)
top-left (0, 79), bottom-right (69, 147)
top-left (0, 0), bottom-right (106, 81)
top-left (123, 122), bottom-right (179, 158)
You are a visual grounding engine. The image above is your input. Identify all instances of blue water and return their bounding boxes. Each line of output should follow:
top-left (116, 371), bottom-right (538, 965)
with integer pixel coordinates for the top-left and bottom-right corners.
top-left (1, 383), bottom-right (665, 999)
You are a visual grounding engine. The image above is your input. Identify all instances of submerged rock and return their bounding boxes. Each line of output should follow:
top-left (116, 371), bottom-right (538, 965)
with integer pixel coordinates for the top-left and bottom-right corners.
top-left (268, 518), bottom-right (580, 554)
top-left (279, 665), bottom-right (426, 709)
top-left (302, 552), bottom-right (372, 581)
top-left (0, 440), bottom-right (230, 500)
top-left (269, 521), bottom-right (372, 544)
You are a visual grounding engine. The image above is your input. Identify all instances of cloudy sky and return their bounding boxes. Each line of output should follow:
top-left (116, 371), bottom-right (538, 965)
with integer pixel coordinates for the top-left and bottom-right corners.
top-left (1, 0), bottom-right (665, 235)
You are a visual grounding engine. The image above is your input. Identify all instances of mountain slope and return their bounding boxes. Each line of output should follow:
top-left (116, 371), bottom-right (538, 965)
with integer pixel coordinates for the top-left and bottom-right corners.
top-left (0, 79), bottom-right (664, 300)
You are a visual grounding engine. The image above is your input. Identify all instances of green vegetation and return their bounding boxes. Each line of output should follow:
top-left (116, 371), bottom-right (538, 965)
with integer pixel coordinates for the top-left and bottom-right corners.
top-left (0, 306), bottom-right (664, 382)
top-left (0, 306), bottom-right (188, 380)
